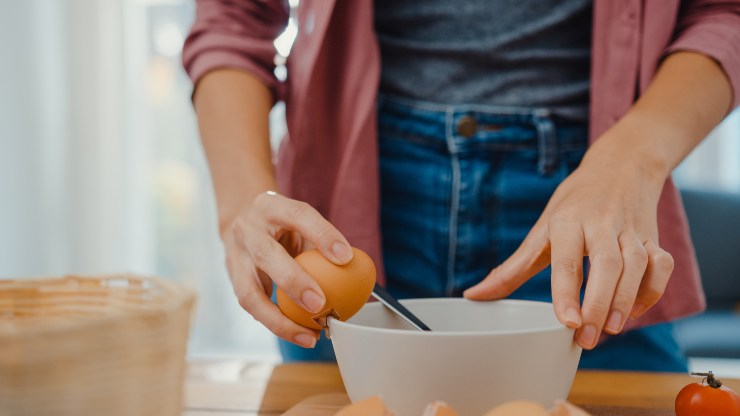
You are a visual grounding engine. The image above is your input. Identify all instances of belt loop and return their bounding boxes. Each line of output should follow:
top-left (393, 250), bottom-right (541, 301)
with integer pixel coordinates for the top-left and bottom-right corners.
top-left (533, 109), bottom-right (557, 175)
top-left (445, 107), bottom-right (458, 154)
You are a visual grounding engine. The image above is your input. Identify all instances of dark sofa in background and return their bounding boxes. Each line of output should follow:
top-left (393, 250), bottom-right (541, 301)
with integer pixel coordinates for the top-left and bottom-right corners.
top-left (674, 188), bottom-right (740, 359)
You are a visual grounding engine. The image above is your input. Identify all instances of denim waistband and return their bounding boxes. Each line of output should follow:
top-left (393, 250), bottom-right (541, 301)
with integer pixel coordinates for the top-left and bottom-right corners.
top-left (377, 94), bottom-right (589, 175)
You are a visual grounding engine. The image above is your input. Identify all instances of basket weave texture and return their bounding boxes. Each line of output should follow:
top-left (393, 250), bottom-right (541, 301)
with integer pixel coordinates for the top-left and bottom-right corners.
top-left (0, 274), bottom-right (196, 416)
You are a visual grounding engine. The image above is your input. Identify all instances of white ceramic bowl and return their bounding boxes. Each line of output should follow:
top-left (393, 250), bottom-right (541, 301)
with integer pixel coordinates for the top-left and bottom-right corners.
top-left (328, 298), bottom-right (581, 415)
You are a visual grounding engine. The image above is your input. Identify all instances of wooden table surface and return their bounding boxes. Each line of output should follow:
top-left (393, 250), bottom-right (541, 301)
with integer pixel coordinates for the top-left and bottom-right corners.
top-left (182, 360), bottom-right (740, 416)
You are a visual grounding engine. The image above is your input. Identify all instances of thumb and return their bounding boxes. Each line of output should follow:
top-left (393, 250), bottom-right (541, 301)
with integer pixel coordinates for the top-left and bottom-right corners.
top-left (464, 226), bottom-right (550, 300)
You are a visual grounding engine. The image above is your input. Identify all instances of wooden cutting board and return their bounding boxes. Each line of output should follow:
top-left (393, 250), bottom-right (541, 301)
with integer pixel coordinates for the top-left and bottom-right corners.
top-left (281, 393), bottom-right (675, 416)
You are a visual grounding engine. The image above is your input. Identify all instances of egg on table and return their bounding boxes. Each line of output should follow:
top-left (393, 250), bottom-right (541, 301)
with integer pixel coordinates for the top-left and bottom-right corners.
top-left (277, 247), bottom-right (376, 330)
top-left (335, 398), bottom-right (592, 416)
top-left (548, 400), bottom-right (592, 416)
top-left (423, 401), bottom-right (459, 416)
top-left (483, 400), bottom-right (548, 416)
top-left (335, 396), bottom-right (394, 416)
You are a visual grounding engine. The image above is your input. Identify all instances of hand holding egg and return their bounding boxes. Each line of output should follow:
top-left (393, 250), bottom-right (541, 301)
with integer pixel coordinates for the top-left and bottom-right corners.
top-left (277, 248), bottom-right (376, 331)
top-left (221, 191), bottom-right (358, 348)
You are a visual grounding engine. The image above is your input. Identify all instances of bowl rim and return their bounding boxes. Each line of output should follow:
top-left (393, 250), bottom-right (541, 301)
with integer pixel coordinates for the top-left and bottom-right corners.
top-left (328, 298), bottom-right (573, 337)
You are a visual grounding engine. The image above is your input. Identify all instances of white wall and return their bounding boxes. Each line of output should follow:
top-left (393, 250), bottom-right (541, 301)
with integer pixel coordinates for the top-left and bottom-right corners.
top-left (675, 110), bottom-right (740, 192)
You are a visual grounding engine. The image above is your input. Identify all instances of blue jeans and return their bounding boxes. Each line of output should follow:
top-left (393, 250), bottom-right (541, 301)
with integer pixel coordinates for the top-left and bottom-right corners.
top-left (279, 95), bottom-right (688, 372)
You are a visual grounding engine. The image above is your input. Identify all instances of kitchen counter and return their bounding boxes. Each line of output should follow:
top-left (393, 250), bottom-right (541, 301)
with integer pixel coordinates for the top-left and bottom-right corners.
top-left (183, 360), bottom-right (740, 415)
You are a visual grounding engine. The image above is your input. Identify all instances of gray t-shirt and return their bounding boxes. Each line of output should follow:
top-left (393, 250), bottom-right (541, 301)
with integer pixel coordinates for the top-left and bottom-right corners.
top-left (374, 0), bottom-right (592, 121)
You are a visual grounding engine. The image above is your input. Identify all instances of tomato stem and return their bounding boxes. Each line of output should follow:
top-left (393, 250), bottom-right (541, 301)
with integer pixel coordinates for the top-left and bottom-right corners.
top-left (691, 371), bottom-right (723, 388)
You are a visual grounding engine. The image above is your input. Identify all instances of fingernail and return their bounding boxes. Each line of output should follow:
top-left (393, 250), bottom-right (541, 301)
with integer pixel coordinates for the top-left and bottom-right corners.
top-left (331, 242), bottom-right (352, 263)
top-left (605, 311), bottom-right (623, 334)
top-left (301, 290), bottom-right (325, 313)
top-left (630, 303), bottom-right (646, 319)
top-left (564, 307), bottom-right (582, 328)
top-left (294, 333), bottom-right (317, 348)
top-left (577, 324), bottom-right (597, 349)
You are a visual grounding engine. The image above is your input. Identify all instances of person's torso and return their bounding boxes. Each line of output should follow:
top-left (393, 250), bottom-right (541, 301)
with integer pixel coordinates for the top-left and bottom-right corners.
top-left (374, 0), bottom-right (593, 121)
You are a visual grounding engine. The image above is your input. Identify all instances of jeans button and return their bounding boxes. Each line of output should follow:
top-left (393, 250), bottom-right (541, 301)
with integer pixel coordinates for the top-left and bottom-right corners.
top-left (457, 115), bottom-right (477, 138)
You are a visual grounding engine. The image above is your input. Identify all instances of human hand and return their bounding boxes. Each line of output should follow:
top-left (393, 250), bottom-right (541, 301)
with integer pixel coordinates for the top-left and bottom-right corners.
top-left (464, 133), bottom-right (675, 350)
top-left (222, 191), bottom-right (353, 348)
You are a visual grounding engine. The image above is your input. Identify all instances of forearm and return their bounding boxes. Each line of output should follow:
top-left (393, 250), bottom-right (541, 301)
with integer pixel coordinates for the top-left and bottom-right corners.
top-left (194, 69), bottom-right (276, 236)
top-left (583, 51), bottom-right (733, 181)
top-left (192, 69), bottom-right (352, 347)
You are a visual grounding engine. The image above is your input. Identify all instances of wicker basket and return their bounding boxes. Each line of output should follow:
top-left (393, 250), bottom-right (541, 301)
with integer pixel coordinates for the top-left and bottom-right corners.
top-left (0, 274), bottom-right (196, 416)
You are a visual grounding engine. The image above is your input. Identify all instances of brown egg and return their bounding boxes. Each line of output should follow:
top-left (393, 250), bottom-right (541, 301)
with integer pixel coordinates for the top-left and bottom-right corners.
top-left (423, 401), bottom-right (459, 416)
top-left (548, 400), bottom-right (592, 416)
top-left (483, 400), bottom-right (549, 416)
top-left (335, 396), bottom-right (394, 416)
top-left (277, 247), bottom-right (376, 330)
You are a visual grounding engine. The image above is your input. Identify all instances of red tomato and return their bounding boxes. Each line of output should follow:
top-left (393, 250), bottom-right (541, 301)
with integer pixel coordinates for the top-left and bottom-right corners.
top-left (675, 372), bottom-right (740, 416)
